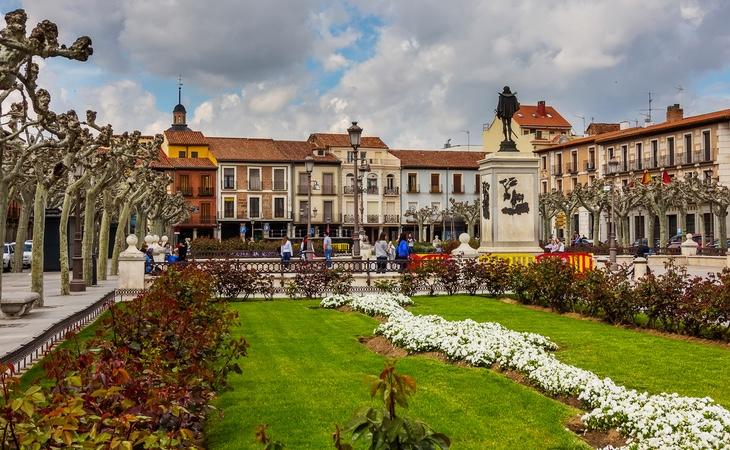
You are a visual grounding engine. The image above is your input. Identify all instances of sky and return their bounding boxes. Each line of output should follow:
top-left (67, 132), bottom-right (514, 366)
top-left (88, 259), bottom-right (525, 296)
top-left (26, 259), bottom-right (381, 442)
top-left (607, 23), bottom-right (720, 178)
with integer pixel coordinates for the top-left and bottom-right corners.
top-left (3, 0), bottom-right (730, 149)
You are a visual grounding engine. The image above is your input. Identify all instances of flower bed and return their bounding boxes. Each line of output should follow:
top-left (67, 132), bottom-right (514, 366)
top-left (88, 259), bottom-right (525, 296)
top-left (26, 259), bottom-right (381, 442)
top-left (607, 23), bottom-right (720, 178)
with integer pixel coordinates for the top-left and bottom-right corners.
top-left (321, 293), bottom-right (730, 449)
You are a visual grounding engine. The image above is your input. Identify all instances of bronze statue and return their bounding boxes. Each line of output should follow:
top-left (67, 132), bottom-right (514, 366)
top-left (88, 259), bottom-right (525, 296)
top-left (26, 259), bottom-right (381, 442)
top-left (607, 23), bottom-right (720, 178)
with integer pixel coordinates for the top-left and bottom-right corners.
top-left (496, 86), bottom-right (520, 151)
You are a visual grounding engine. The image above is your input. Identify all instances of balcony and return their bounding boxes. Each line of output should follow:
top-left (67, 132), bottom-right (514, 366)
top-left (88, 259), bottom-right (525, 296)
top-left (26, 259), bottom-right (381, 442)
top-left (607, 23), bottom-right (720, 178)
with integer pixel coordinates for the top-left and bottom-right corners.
top-left (552, 165), bottom-right (563, 176)
top-left (630, 159), bottom-right (643, 171)
top-left (452, 185), bottom-right (465, 194)
top-left (179, 186), bottom-right (193, 197)
top-left (384, 214), bottom-right (400, 223)
top-left (429, 184), bottom-right (442, 194)
top-left (366, 186), bottom-right (379, 195)
top-left (248, 180), bottom-right (262, 191)
top-left (384, 186), bottom-right (400, 196)
top-left (198, 186), bottom-right (214, 197)
top-left (406, 185), bottom-right (420, 194)
top-left (584, 160), bottom-right (596, 172)
top-left (366, 214), bottom-right (380, 224)
top-left (343, 214), bottom-right (355, 223)
top-left (343, 185), bottom-right (356, 195)
top-left (645, 157), bottom-right (659, 169)
top-left (693, 149), bottom-right (713, 163)
top-left (322, 184), bottom-right (337, 195)
top-left (199, 216), bottom-right (215, 225)
top-left (566, 161), bottom-right (579, 174)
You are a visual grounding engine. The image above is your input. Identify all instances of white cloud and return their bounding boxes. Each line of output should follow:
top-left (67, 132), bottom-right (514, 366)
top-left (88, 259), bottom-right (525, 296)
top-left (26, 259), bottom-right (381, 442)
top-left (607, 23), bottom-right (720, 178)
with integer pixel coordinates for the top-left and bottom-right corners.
top-left (248, 85), bottom-right (297, 114)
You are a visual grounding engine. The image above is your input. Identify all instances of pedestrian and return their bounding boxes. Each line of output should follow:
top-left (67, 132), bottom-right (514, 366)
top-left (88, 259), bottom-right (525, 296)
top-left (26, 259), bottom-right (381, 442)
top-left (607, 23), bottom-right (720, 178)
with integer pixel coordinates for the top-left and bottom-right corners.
top-left (280, 236), bottom-right (292, 269)
top-left (301, 235), bottom-right (310, 261)
top-left (375, 232), bottom-right (388, 273)
top-left (323, 231), bottom-right (333, 268)
top-left (387, 239), bottom-right (396, 261)
top-left (396, 232), bottom-right (410, 272)
top-left (557, 239), bottom-right (565, 252)
top-left (178, 240), bottom-right (188, 261)
top-left (407, 233), bottom-right (415, 253)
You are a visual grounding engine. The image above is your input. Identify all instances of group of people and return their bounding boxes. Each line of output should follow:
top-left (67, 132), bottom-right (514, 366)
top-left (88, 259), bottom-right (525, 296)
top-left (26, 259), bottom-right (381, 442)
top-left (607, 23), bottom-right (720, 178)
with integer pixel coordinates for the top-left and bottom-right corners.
top-left (141, 237), bottom-right (190, 274)
top-left (544, 237), bottom-right (566, 253)
top-left (278, 232), bottom-right (417, 272)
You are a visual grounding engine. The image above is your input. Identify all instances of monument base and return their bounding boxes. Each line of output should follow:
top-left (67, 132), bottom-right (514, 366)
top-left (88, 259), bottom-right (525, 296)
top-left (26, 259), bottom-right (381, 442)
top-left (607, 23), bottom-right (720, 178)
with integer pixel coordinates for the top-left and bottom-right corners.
top-left (477, 245), bottom-right (543, 255)
top-left (499, 139), bottom-right (518, 152)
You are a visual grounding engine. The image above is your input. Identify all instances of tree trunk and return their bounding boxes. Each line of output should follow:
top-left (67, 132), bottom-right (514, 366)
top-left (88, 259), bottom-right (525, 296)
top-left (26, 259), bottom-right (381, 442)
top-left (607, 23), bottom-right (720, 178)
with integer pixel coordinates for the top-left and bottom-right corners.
top-left (110, 201), bottom-right (132, 276)
top-left (135, 208), bottom-right (146, 244)
top-left (623, 216), bottom-right (630, 247)
top-left (718, 208), bottom-right (728, 250)
top-left (543, 216), bottom-right (551, 242)
top-left (12, 195), bottom-right (31, 272)
top-left (31, 182), bottom-right (47, 304)
top-left (592, 210), bottom-right (601, 245)
top-left (97, 193), bottom-right (112, 281)
top-left (0, 181), bottom-right (9, 299)
top-left (679, 209), bottom-right (686, 240)
top-left (82, 189), bottom-right (98, 286)
top-left (59, 189), bottom-right (74, 295)
top-left (658, 210), bottom-right (668, 250)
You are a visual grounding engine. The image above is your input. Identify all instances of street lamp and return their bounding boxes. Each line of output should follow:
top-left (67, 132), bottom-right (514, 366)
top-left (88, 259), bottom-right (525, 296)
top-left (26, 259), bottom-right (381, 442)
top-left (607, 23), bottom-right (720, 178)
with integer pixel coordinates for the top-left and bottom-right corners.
top-left (607, 157), bottom-right (620, 268)
top-left (70, 165), bottom-right (86, 292)
top-left (348, 121), bottom-right (363, 257)
top-left (304, 155), bottom-right (314, 240)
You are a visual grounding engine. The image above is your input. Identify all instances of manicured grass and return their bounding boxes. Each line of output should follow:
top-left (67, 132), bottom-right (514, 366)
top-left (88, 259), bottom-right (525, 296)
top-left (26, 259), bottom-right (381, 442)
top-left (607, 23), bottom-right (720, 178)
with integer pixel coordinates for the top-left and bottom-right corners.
top-left (411, 296), bottom-right (730, 408)
top-left (206, 300), bottom-right (588, 450)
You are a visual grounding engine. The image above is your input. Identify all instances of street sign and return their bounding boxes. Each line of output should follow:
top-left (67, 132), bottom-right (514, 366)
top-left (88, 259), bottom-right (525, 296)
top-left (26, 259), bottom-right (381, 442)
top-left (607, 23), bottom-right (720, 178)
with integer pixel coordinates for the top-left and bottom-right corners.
top-left (263, 223), bottom-right (270, 232)
top-left (555, 213), bottom-right (566, 228)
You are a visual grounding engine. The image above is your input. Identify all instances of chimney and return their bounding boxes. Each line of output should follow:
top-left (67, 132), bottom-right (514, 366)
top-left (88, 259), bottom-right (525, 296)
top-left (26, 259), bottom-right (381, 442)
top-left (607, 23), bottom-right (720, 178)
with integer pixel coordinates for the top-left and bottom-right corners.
top-left (666, 104), bottom-right (684, 122)
top-left (619, 121), bottom-right (631, 130)
top-left (537, 100), bottom-right (546, 116)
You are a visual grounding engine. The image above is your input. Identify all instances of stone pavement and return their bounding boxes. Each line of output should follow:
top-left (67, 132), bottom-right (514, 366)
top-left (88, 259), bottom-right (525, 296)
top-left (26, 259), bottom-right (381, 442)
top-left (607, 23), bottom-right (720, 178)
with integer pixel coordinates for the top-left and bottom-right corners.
top-left (0, 272), bottom-right (118, 360)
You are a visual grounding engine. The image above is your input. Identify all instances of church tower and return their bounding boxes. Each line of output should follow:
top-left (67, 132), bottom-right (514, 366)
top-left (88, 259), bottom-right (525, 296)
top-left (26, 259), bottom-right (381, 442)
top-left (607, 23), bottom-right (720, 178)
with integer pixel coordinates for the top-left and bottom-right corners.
top-left (169, 75), bottom-right (191, 131)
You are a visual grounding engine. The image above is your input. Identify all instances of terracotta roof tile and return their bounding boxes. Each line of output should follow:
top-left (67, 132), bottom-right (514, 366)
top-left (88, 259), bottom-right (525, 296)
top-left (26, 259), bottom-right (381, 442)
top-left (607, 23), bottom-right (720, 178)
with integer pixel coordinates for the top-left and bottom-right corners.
top-left (595, 109), bottom-right (730, 143)
top-left (308, 133), bottom-right (388, 149)
top-left (586, 123), bottom-right (620, 135)
top-left (207, 137), bottom-right (285, 162)
top-left (513, 105), bottom-right (572, 129)
top-left (274, 140), bottom-right (339, 163)
top-left (388, 150), bottom-right (485, 169)
top-left (164, 130), bottom-right (208, 145)
top-left (149, 148), bottom-right (173, 169)
top-left (166, 158), bottom-right (216, 169)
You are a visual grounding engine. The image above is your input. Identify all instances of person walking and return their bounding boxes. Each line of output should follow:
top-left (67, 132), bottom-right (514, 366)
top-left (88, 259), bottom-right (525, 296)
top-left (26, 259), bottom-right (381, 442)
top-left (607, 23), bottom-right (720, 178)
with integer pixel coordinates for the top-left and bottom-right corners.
top-left (374, 232), bottom-right (388, 273)
top-left (407, 233), bottom-right (415, 253)
top-left (280, 236), bottom-right (292, 269)
top-left (323, 232), bottom-right (333, 268)
top-left (396, 232), bottom-right (410, 272)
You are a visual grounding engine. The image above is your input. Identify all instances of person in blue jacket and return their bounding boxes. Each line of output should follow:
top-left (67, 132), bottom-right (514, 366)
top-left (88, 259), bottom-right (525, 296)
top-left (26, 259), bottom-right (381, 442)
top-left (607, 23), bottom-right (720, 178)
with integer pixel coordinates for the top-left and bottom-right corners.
top-left (395, 232), bottom-right (410, 272)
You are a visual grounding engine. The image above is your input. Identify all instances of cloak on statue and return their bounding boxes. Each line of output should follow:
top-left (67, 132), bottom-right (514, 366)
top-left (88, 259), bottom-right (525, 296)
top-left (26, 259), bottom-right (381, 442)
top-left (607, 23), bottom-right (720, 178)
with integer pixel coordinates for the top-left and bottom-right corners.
top-left (496, 86), bottom-right (520, 144)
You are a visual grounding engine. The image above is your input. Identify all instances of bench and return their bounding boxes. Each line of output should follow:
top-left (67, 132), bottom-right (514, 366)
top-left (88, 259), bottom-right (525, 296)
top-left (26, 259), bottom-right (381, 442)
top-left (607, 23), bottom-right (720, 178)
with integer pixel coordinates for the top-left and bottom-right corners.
top-left (0, 292), bottom-right (40, 318)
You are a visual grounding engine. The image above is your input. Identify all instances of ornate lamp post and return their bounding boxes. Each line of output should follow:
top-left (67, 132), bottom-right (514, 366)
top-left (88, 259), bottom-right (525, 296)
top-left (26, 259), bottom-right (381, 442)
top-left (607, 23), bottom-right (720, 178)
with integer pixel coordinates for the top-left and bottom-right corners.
top-left (607, 158), bottom-right (620, 268)
top-left (304, 155), bottom-right (314, 240)
top-left (348, 121), bottom-right (362, 257)
top-left (70, 165), bottom-right (86, 292)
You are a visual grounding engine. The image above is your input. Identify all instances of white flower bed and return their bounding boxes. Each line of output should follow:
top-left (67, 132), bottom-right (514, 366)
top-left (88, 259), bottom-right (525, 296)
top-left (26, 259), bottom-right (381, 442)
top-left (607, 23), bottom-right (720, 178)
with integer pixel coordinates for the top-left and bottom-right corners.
top-left (321, 293), bottom-right (730, 450)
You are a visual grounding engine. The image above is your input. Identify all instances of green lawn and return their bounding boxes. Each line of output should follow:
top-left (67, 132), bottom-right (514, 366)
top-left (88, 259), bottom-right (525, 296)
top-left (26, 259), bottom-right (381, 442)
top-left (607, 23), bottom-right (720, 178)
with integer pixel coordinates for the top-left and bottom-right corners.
top-left (206, 300), bottom-right (588, 450)
top-left (411, 296), bottom-right (730, 408)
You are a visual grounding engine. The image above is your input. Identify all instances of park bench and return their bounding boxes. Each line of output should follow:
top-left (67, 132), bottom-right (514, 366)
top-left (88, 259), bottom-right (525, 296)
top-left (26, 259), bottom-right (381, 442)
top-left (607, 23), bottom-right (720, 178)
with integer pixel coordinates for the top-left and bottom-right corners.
top-left (0, 292), bottom-right (40, 318)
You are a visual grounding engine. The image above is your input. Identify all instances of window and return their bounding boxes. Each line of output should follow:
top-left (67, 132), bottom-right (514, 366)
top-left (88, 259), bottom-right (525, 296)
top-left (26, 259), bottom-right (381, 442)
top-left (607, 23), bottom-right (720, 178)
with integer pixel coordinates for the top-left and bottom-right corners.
top-left (179, 150), bottom-right (187, 158)
top-left (542, 181), bottom-right (548, 193)
top-left (178, 175), bottom-right (191, 196)
top-left (571, 178), bottom-right (577, 191)
top-left (703, 130), bottom-right (711, 161)
top-left (555, 153), bottom-right (562, 174)
top-left (588, 147), bottom-right (595, 170)
top-left (191, 151), bottom-right (198, 158)
top-left (523, 129), bottom-right (530, 135)
top-left (621, 145), bottom-right (628, 171)
top-left (249, 197), bottom-right (260, 218)
top-left (323, 200), bottom-right (334, 222)
top-left (273, 168), bottom-right (286, 190)
top-left (667, 136), bottom-right (675, 166)
top-left (570, 151), bottom-right (577, 173)
top-left (407, 173), bottom-right (418, 193)
top-left (556, 179), bottom-right (563, 192)
top-left (684, 134), bottom-right (692, 164)
top-left (248, 168), bottom-right (261, 191)
top-left (607, 147), bottom-right (614, 160)
top-left (453, 173), bottom-right (463, 193)
top-left (651, 140), bottom-right (658, 167)
top-left (634, 216), bottom-right (645, 239)
top-left (200, 175), bottom-right (212, 196)
top-left (541, 156), bottom-right (547, 170)
top-left (299, 200), bottom-right (309, 220)
top-left (366, 174), bottom-right (378, 194)
top-left (589, 175), bottom-right (595, 185)
top-left (430, 173), bottom-right (440, 193)
top-left (200, 203), bottom-right (211, 222)
top-left (274, 197), bottom-right (285, 218)
top-left (704, 170), bottom-right (713, 182)
top-left (622, 179), bottom-right (628, 187)
top-left (298, 172), bottom-right (310, 194)
top-left (223, 167), bottom-right (235, 190)
top-left (386, 174), bottom-right (395, 189)
top-left (475, 174), bottom-right (480, 193)
top-left (347, 151), bottom-right (355, 163)
top-left (322, 173), bottom-right (335, 194)
top-left (223, 197), bottom-right (235, 218)
top-left (201, 174), bottom-right (211, 188)
top-left (635, 142), bottom-right (643, 170)
top-left (535, 130), bottom-right (543, 140)
top-left (346, 173), bottom-right (355, 192)
top-left (360, 151), bottom-right (367, 162)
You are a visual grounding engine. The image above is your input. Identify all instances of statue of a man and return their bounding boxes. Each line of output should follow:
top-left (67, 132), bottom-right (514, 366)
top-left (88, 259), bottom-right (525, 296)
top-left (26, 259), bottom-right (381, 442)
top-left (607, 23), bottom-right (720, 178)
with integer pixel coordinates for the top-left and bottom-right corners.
top-left (496, 86), bottom-right (520, 143)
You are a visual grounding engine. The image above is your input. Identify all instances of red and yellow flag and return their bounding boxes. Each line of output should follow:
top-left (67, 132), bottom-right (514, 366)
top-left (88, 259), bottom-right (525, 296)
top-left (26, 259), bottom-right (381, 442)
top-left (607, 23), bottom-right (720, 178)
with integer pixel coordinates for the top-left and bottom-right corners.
top-left (641, 169), bottom-right (651, 185)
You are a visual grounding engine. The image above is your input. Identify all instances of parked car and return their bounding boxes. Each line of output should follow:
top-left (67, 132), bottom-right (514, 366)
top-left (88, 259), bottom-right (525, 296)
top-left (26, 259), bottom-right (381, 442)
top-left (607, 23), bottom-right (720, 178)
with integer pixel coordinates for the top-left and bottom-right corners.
top-left (3, 243), bottom-right (12, 271)
top-left (19, 240), bottom-right (31, 267)
top-left (667, 234), bottom-right (702, 250)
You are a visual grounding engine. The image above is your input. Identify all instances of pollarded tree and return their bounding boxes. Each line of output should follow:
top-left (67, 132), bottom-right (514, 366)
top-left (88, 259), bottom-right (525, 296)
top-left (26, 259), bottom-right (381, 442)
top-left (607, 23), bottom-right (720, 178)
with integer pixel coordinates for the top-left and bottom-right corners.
top-left (687, 174), bottom-right (730, 249)
top-left (572, 178), bottom-right (608, 245)
top-left (9, 170), bottom-right (34, 272)
top-left (545, 189), bottom-right (580, 240)
top-left (605, 180), bottom-right (643, 248)
top-left (448, 198), bottom-right (480, 238)
top-left (404, 206), bottom-right (436, 241)
top-left (637, 178), bottom-right (678, 250)
top-left (538, 192), bottom-right (559, 242)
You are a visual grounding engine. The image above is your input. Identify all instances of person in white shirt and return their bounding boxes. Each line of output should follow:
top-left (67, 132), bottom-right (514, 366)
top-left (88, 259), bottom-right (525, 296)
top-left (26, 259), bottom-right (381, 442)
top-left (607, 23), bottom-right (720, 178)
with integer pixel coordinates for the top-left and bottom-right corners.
top-left (323, 232), bottom-right (333, 268)
top-left (374, 232), bottom-right (389, 273)
top-left (280, 236), bottom-right (292, 268)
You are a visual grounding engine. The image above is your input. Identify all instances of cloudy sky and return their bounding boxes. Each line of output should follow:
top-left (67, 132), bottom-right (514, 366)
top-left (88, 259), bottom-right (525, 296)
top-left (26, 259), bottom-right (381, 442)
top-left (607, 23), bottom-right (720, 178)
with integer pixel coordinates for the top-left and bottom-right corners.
top-left (3, 0), bottom-right (730, 148)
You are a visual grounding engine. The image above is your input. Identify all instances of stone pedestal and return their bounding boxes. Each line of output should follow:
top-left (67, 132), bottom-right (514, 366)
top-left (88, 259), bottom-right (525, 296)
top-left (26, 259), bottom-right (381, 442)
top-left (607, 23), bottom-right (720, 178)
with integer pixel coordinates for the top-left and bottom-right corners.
top-left (680, 234), bottom-right (699, 256)
top-left (633, 257), bottom-right (648, 280)
top-left (451, 233), bottom-right (479, 258)
top-left (119, 235), bottom-right (145, 290)
top-left (477, 151), bottom-right (543, 255)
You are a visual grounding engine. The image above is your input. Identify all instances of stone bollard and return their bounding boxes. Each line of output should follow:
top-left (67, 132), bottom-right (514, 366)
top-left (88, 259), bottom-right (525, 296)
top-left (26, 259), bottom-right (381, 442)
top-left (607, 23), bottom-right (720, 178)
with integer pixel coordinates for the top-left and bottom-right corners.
top-left (596, 256), bottom-right (608, 270)
top-left (680, 233), bottom-right (699, 256)
top-left (118, 235), bottom-right (146, 290)
top-left (633, 257), bottom-right (648, 281)
top-left (451, 232), bottom-right (479, 258)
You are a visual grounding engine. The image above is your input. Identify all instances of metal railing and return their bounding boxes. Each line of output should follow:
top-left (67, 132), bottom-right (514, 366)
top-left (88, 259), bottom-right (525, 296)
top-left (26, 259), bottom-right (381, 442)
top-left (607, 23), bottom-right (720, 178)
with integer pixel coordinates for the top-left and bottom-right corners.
top-left (343, 186), bottom-right (356, 195)
top-left (179, 186), bottom-right (193, 196)
top-left (584, 160), bottom-right (596, 172)
top-left (383, 214), bottom-right (400, 223)
top-left (566, 162), bottom-right (579, 174)
top-left (552, 164), bottom-right (563, 176)
top-left (343, 214), bottom-right (355, 223)
top-left (366, 214), bottom-right (380, 223)
top-left (366, 186), bottom-right (379, 195)
top-left (406, 186), bottom-right (420, 193)
top-left (1, 291), bottom-right (118, 373)
top-left (198, 186), bottom-right (214, 196)
top-left (384, 187), bottom-right (400, 196)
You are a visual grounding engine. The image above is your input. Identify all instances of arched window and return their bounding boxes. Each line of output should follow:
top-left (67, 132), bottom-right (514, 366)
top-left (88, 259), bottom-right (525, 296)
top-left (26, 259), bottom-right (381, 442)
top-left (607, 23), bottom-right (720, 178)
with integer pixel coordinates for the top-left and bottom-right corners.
top-left (386, 174), bottom-right (395, 189)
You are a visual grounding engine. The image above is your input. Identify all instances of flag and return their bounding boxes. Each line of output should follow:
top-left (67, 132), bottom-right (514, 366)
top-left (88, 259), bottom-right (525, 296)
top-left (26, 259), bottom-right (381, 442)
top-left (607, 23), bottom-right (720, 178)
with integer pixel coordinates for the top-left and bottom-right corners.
top-left (662, 170), bottom-right (672, 184)
top-left (641, 170), bottom-right (651, 185)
